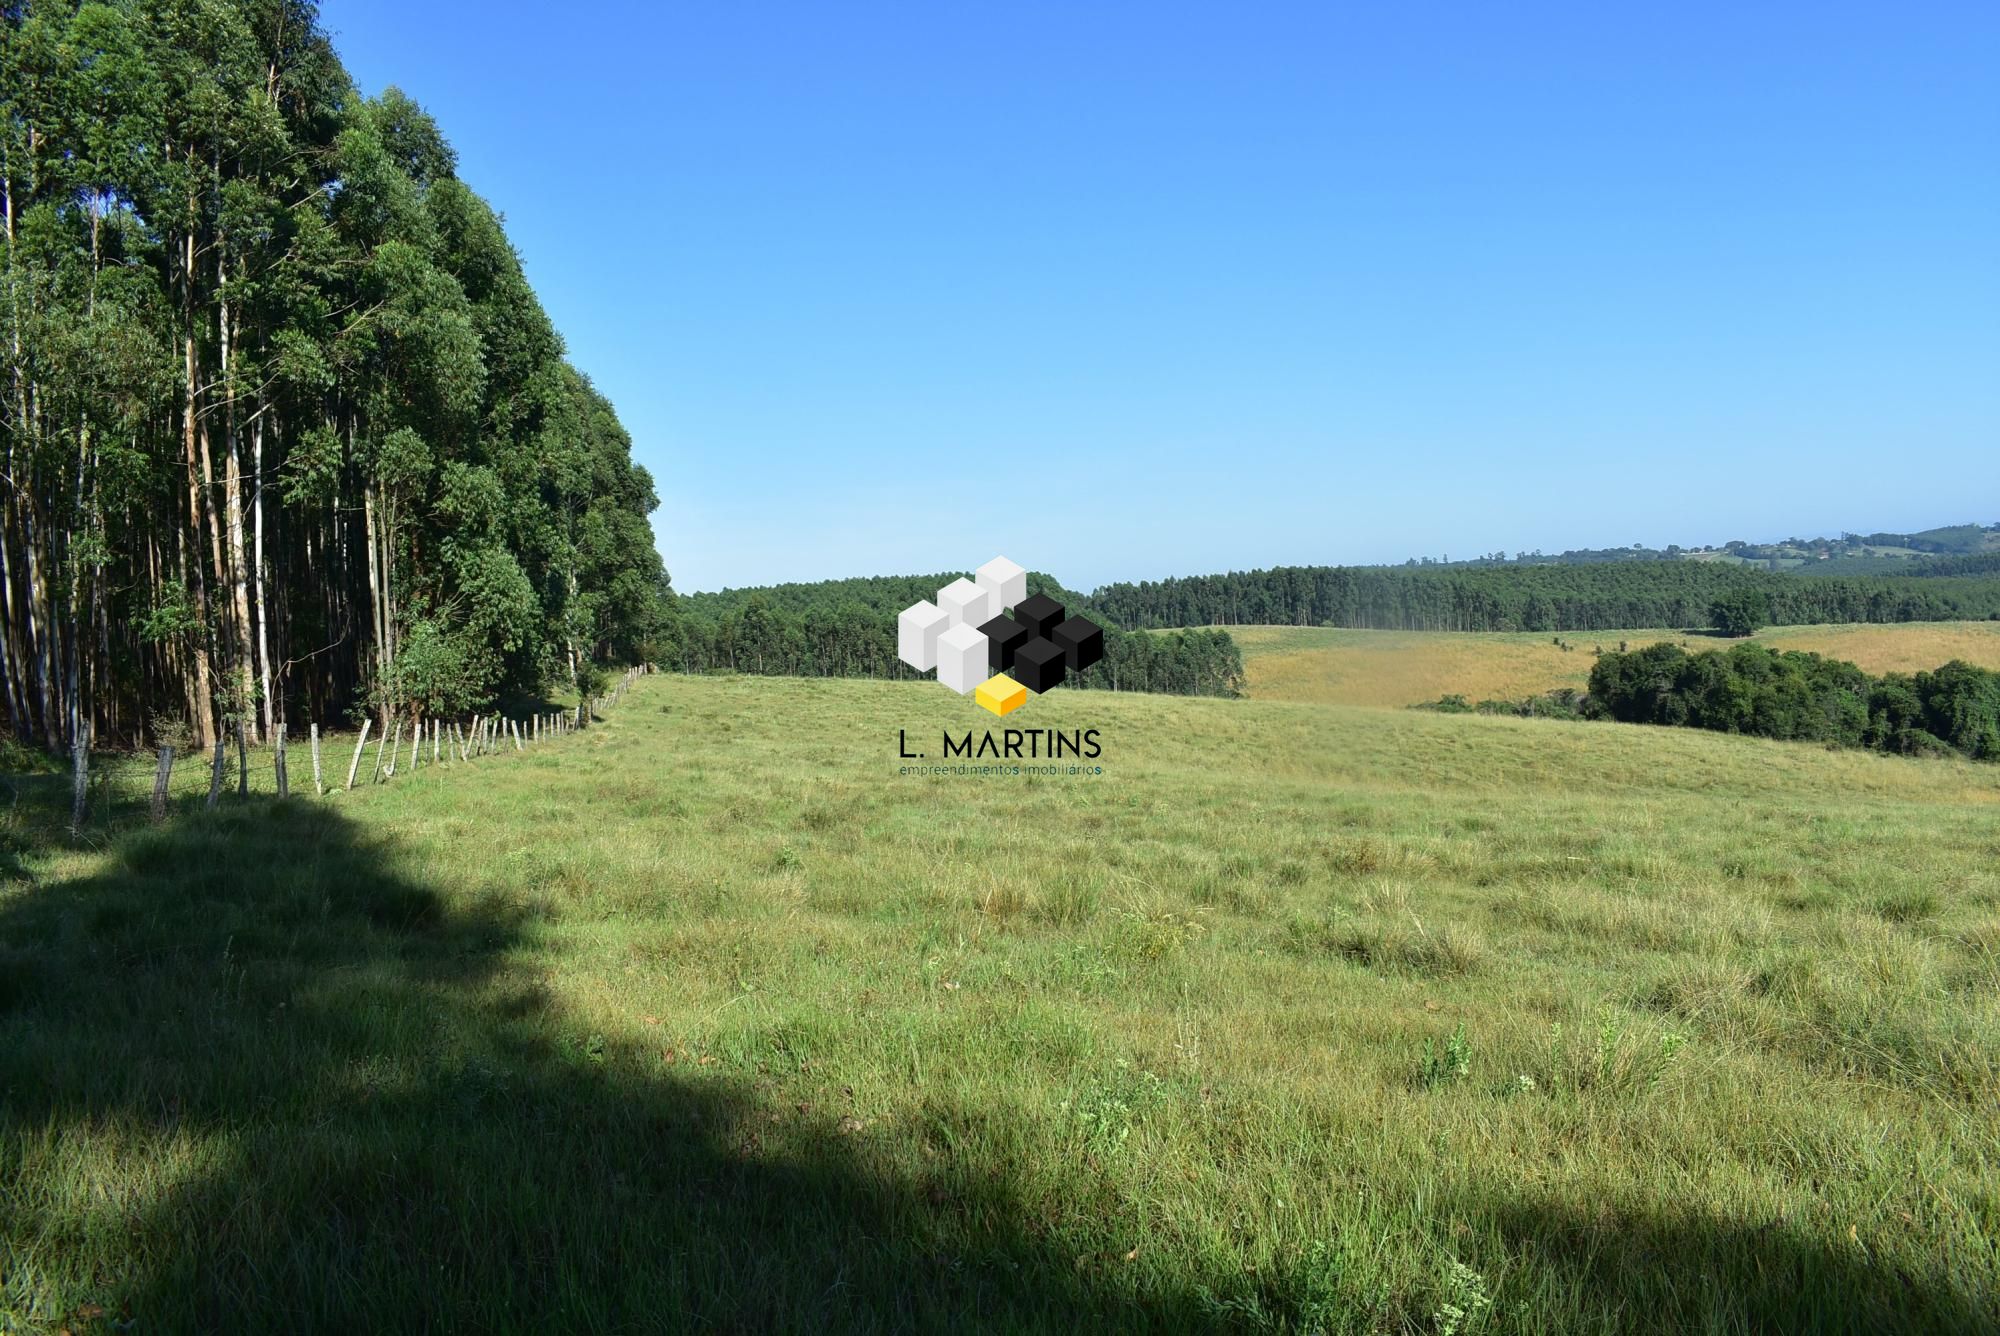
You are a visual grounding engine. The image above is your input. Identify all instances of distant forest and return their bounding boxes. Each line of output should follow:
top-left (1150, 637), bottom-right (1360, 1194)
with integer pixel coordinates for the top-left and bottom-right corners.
top-left (667, 574), bottom-right (1244, 698)
top-left (669, 554), bottom-right (2000, 694)
top-left (1090, 563), bottom-right (2000, 633)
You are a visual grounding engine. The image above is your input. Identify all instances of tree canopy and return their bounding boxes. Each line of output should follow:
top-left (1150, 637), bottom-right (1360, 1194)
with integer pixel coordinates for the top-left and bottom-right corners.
top-left (1588, 643), bottom-right (2000, 761)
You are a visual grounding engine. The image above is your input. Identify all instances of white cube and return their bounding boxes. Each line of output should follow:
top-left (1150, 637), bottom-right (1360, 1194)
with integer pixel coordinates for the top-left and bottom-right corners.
top-left (975, 555), bottom-right (1027, 612)
top-left (936, 622), bottom-right (989, 694)
top-left (937, 577), bottom-right (993, 630)
top-left (898, 599), bottom-right (951, 671)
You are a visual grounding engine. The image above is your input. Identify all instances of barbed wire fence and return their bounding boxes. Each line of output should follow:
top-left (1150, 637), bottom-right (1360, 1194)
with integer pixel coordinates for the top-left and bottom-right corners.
top-left (8, 665), bottom-right (655, 851)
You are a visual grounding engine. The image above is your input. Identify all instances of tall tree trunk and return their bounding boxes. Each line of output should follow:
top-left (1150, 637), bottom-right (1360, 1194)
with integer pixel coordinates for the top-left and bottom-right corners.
top-left (67, 421), bottom-right (90, 832)
top-left (0, 145), bottom-right (31, 736)
top-left (220, 255), bottom-right (255, 740)
top-left (254, 409), bottom-right (275, 736)
top-left (362, 476), bottom-right (389, 726)
top-left (23, 486), bottom-right (55, 740)
top-left (182, 213), bottom-right (217, 748)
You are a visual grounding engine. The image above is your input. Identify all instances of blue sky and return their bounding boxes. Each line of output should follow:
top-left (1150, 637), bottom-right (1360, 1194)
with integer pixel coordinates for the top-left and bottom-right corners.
top-left (327, 2), bottom-right (1998, 592)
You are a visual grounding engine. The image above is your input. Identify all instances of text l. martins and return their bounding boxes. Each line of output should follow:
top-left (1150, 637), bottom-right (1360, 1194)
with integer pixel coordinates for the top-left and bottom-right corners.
top-left (898, 728), bottom-right (1102, 760)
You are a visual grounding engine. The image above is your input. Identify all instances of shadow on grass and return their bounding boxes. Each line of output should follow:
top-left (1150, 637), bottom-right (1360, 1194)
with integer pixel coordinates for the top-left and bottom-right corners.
top-left (0, 801), bottom-right (1223, 1332)
top-left (1446, 1194), bottom-right (1996, 1334)
top-left (2, 802), bottom-right (1990, 1332)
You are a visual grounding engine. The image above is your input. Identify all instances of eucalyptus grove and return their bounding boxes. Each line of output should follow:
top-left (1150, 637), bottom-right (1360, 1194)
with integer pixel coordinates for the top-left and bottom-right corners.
top-left (1, 1), bottom-right (665, 771)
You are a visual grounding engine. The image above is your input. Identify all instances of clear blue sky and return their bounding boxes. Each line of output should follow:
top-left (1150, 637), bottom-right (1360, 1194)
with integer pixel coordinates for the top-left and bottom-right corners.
top-left (327, 1), bottom-right (1998, 592)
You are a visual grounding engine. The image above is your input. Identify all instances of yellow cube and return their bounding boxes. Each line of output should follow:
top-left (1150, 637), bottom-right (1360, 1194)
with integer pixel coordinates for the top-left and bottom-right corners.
top-left (974, 673), bottom-right (1026, 717)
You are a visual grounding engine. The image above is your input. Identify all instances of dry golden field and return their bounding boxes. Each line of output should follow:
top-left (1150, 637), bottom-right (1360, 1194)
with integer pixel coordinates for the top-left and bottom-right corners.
top-left (1230, 621), bottom-right (2000, 708)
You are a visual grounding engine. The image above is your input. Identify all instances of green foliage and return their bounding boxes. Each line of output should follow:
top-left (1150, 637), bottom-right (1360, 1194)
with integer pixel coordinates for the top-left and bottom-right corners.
top-left (1709, 587), bottom-right (1771, 636)
top-left (1589, 643), bottom-right (2000, 761)
top-left (385, 620), bottom-right (479, 719)
top-left (1433, 1259), bottom-right (1494, 1336)
top-left (1419, 1024), bottom-right (1472, 1088)
top-left (135, 579), bottom-right (200, 646)
top-left (1415, 688), bottom-right (1591, 720)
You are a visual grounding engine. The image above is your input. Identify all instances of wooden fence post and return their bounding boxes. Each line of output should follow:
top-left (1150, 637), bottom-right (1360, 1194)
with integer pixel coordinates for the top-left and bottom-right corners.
top-left (511, 719), bottom-right (523, 751)
top-left (152, 746), bottom-right (175, 823)
top-left (410, 718), bottom-right (422, 773)
top-left (345, 718), bottom-right (372, 790)
top-left (371, 720), bottom-right (392, 784)
top-left (206, 738), bottom-right (227, 809)
top-left (310, 724), bottom-right (323, 795)
top-left (432, 719), bottom-right (441, 765)
top-left (275, 724), bottom-right (289, 799)
top-left (235, 721), bottom-right (249, 796)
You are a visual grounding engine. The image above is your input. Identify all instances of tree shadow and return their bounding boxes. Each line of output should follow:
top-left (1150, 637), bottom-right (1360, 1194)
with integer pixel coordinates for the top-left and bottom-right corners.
top-left (1443, 1191), bottom-right (1996, 1333)
top-left (5, 805), bottom-right (1990, 1332)
top-left (0, 802), bottom-right (1221, 1333)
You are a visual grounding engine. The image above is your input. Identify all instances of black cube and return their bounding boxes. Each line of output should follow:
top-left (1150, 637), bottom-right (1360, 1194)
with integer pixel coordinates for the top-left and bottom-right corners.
top-left (1050, 615), bottom-right (1104, 672)
top-left (1012, 636), bottom-right (1067, 693)
top-left (979, 614), bottom-right (1030, 671)
top-left (1013, 593), bottom-right (1066, 640)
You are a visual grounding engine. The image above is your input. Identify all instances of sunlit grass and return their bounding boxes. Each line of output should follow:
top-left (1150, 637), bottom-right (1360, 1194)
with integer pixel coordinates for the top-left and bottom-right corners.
top-left (3, 675), bottom-right (1998, 1330)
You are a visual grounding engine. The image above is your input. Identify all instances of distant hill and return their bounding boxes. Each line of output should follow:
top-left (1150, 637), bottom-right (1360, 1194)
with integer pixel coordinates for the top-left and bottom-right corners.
top-left (1407, 521), bottom-right (1999, 574)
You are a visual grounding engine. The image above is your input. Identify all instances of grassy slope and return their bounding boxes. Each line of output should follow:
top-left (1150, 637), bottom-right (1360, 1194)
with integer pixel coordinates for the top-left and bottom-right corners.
top-left (4, 676), bottom-right (1999, 1332)
top-left (1231, 620), bottom-right (2000, 709)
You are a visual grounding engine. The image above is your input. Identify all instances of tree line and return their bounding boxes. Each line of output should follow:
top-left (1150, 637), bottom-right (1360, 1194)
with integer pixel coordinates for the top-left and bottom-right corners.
top-left (1587, 643), bottom-right (2000, 762)
top-left (2, 1), bottom-right (665, 769)
top-left (665, 573), bottom-right (1245, 698)
top-left (1902, 552), bottom-right (2000, 579)
top-left (1088, 562), bottom-right (2000, 633)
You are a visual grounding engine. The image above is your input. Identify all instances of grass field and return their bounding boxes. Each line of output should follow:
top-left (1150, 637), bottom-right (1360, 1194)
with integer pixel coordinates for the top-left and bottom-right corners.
top-left (1231, 620), bottom-right (2000, 709)
top-left (4, 675), bottom-right (1999, 1331)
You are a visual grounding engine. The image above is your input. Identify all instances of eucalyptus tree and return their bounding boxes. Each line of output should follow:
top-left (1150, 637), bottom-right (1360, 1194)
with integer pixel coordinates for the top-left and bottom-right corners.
top-left (1, 0), bottom-right (667, 791)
